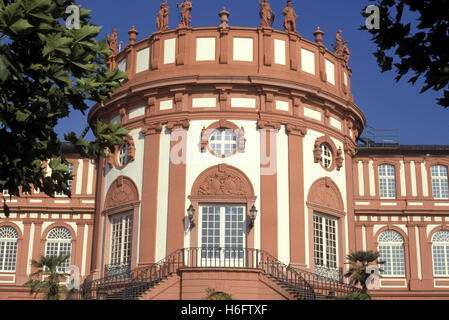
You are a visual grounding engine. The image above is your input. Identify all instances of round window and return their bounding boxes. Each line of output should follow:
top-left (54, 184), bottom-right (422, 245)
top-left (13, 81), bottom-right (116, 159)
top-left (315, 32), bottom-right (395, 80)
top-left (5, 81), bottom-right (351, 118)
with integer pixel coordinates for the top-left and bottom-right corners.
top-left (118, 142), bottom-right (130, 166)
top-left (320, 143), bottom-right (333, 169)
top-left (209, 129), bottom-right (237, 157)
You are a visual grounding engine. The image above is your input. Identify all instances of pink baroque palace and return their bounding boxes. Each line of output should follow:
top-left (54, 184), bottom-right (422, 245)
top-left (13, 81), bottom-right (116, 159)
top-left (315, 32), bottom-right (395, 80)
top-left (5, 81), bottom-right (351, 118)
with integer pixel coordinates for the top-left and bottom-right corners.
top-left (1, 1), bottom-right (449, 300)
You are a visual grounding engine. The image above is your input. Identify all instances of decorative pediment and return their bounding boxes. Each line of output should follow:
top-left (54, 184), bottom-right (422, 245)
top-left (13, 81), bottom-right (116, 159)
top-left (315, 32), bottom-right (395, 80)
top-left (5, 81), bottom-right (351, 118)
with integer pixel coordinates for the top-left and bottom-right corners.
top-left (191, 164), bottom-right (254, 197)
top-left (105, 176), bottom-right (139, 209)
top-left (307, 177), bottom-right (344, 211)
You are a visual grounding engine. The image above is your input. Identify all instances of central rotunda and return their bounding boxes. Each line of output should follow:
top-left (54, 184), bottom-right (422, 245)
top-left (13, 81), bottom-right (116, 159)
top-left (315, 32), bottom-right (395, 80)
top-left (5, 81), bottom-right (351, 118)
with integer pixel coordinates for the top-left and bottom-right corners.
top-left (84, 0), bottom-right (366, 300)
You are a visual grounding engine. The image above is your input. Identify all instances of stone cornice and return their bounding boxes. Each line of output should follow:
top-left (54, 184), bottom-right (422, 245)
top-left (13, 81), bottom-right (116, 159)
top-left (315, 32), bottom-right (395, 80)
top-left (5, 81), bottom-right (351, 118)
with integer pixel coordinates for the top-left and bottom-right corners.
top-left (141, 122), bottom-right (163, 136)
top-left (166, 119), bottom-right (190, 131)
top-left (88, 74), bottom-right (365, 128)
top-left (285, 123), bottom-right (307, 137)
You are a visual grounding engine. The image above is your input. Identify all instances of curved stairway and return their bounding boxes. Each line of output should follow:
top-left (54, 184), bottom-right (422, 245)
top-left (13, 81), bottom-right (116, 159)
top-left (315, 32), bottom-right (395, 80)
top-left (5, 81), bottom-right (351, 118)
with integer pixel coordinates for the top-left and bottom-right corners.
top-left (79, 248), bottom-right (361, 300)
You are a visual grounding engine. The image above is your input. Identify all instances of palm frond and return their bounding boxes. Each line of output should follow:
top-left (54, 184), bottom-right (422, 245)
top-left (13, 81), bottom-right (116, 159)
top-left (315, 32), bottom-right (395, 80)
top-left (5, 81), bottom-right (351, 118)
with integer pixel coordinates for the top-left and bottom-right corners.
top-left (23, 254), bottom-right (71, 300)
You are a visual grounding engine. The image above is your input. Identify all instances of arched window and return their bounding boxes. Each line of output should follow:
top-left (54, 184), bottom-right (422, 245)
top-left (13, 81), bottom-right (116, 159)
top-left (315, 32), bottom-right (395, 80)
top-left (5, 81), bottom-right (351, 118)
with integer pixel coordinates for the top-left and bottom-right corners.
top-left (0, 226), bottom-right (18, 272)
top-left (45, 227), bottom-right (72, 273)
top-left (378, 230), bottom-right (405, 276)
top-left (209, 129), bottom-right (237, 157)
top-left (431, 165), bottom-right (449, 199)
top-left (432, 230), bottom-right (449, 276)
top-left (379, 164), bottom-right (396, 199)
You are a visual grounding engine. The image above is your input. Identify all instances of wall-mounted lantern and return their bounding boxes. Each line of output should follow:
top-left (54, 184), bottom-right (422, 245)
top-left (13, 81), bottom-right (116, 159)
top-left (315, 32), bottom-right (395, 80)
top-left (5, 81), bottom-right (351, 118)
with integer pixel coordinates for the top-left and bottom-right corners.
top-left (247, 205), bottom-right (258, 230)
top-left (186, 204), bottom-right (196, 230)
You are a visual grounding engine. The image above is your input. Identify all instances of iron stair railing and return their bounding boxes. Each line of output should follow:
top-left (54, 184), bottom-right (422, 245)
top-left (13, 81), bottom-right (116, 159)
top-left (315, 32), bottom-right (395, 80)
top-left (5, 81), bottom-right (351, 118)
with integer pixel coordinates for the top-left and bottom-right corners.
top-left (80, 247), bottom-right (361, 300)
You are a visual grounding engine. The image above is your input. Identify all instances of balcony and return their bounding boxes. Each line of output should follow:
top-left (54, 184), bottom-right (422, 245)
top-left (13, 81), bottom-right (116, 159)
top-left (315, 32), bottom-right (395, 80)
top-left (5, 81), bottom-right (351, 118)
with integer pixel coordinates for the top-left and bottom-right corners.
top-left (104, 263), bottom-right (131, 278)
top-left (314, 265), bottom-right (343, 282)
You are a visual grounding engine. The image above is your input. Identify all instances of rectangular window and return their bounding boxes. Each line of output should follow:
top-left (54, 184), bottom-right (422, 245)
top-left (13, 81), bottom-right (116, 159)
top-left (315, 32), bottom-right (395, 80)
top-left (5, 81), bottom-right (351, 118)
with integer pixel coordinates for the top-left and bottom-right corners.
top-left (379, 244), bottom-right (405, 276)
top-left (313, 213), bottom-right (338, 275)
top-left (199, 205), bottom-right (246, 264)
top-left (379, 164), bottom-right (396, 199)
top-left (110, 213), bottom-right (133, 266)
top-left (45, 241), bottom-right (72, 273)
top-left (432, 245), bottom-right (448, 276)
top-left (0, 240), bottom-right (18, 272)
top-left (431, 165), bottom-right (449, 199)
top-left (55, 163), bottom-right (74, 196)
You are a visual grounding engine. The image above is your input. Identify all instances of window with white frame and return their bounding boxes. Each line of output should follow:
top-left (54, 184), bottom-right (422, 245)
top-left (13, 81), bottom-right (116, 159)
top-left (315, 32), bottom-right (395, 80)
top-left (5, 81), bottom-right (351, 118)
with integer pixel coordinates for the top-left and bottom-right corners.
top-left (67, 163), bottom-right (74, 193)
top-left (118, 142), bottom-right (131, 167)
top-left (432, 230), bottom-right (449, 276)
top-left (378, 230), bottom-right (405, 276)
top-left (431, 165), bottom-right (449, 199)
top-left (313, 213), bottom-right (338, 279)
top-left (0, 226), bottom-right (18, 272)
top-left (379, 164), bottom-right (396, 199)
top-left (110, 213), bottom-right (133, 267)
top-left (2, 189), bottom-right (9, 196)
top-left (55, 163), bottom-right (73, 196)
top-left (209, 129), bottom-right (237, 157)
top-left (45, 227), bottom-right (72, 273)
top-left (199, 205), bottom-right (246, 261)
top-left (320, 144), bottom-right (333, 169)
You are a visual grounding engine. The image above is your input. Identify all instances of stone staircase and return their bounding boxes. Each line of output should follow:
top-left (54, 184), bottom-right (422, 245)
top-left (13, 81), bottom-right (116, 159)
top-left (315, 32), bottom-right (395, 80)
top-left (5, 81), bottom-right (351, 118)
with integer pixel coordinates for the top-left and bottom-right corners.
top-left (80, 248), bottom-right (361, 300)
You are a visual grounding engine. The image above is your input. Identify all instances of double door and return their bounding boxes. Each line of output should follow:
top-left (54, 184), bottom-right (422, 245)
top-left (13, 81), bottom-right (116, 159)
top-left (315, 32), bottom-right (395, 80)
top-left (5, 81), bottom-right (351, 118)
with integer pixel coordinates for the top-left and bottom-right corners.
top-left (198, 205), bottom-right (246, 267)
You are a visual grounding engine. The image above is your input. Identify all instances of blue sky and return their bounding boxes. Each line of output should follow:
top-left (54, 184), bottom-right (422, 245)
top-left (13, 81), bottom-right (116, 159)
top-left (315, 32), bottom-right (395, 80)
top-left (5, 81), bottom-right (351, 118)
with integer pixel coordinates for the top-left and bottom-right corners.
top-left (56, 0), bottom-right (449, 145)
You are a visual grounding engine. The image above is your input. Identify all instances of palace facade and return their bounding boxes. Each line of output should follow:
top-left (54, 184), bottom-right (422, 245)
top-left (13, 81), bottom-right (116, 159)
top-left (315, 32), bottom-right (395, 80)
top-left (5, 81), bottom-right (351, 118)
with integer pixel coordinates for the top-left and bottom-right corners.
top-left (0, 2), bottom-right (448, 300)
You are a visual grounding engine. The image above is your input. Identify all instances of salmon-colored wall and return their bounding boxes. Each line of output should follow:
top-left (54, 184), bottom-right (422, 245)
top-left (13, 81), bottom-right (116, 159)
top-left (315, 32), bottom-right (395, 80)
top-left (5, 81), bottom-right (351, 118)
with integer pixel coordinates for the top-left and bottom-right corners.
top-left (353, 151), bottom-right (449, 299)
top-left (0, 152), bottom-right (96, 300)
top-left (139, 268), bottom-right (290, 300)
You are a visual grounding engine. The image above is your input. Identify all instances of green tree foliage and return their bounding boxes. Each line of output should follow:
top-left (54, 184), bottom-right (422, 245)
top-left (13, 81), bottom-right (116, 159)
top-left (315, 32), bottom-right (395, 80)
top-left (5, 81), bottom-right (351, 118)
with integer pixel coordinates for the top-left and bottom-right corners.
top-left (203, 288), bottom-right (233, 300)
top-left (0, 0), bottom-right (128, 206)
top-left (334, 292), bottom-right (372, 300)
top-left (362, 0), bottom-right (449, 108)
top-left (24, 254), bottom-right (71, 300)
top-left (344, 250), bottom-right (384, 294)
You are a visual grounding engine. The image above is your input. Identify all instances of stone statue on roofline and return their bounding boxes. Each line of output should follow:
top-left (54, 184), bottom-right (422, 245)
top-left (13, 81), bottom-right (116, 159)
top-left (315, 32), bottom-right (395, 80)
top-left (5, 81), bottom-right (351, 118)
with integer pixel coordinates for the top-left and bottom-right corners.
top-left (283, 0), bottom-right (299, 33)
top-left (157, 0), bottom-right (169, 32)
top-left (258, 0), bottom-right (275, 28)
top-left (342, 40), bottom-right (351, 64)
top-left (177, 0), bottom-right (193, 28)
top-left (333, 30), bottom-right (351, 64)
top-left (334, 30), bottom-right (344, 57)
top-left (107, 29), bottom-right (119, 56)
